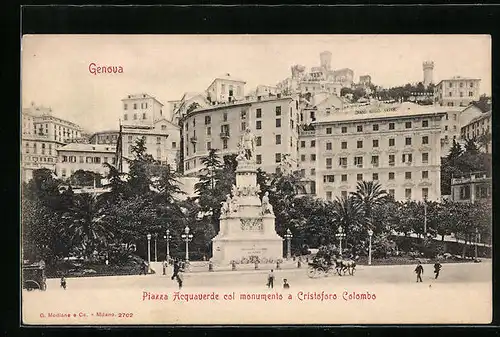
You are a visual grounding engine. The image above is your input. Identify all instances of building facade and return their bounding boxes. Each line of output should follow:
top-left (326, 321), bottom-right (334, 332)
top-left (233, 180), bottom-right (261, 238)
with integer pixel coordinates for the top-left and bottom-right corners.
top-left (55, 143), bottom-right (116, 180)
top-left (450, 172), bottom-right (491, 203)
top-left (206, 74), bottom-right (246, 104)
top-left (422, 61), bottom-right (434, 87)
top-left (181, 96), bottom-right (300, 176)
top-left (21, 103), bottom-right (84, 182)
top-left (434, 76), bottom-right (481, 108)
top-left (305, 102), bottom-right (446, 202)
top-left (460, 110), bottom-right (492, 153)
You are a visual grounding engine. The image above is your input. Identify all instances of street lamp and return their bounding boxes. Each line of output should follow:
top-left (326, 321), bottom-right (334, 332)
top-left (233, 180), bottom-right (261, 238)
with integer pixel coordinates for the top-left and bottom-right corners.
top-left (336, 226), bottom-right (346, 256)
top-left (367, 228), bottom-right (374, 265)
top-left (423, 197), bottom-right (428, 235)
top-left (154, 233), bottom-right (158, 262)
top-left (163, 229), bottom-right (172, 263)
top-left (181, 225), bottom-right (193, 262)
top-left (475, 227), bottom-right (479, 260)
top-left (146, 233), bottom-right (152, 270)
top-left (284, 228), bottom-right (293, 260)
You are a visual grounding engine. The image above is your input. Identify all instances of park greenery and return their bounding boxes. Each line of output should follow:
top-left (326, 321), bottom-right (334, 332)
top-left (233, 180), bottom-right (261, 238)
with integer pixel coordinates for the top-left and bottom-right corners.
top-left (22, 136), bottom-right (491, 273)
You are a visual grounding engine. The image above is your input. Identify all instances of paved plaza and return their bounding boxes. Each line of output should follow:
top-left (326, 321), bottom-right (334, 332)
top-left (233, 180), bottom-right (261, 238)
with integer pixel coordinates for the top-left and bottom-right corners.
top-left (22, 261), bottom-right (492, 325)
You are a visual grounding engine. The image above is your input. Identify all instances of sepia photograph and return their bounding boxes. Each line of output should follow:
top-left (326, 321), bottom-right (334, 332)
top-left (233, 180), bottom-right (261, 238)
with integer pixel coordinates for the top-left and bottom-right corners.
top-left (20, 34), bottom-right (492, 325)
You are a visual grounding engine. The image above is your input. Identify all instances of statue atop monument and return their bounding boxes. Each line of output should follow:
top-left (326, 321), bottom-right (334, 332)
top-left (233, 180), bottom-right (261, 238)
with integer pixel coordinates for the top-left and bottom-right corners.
top-left (240, 127), bottom-right (256, 161)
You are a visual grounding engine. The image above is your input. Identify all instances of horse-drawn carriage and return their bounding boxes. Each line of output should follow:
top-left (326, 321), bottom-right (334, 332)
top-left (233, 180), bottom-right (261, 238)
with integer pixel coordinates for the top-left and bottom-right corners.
top-left (307, 255), bottom-right (357, 278)
top-left (22, 261), bottom-right (47, 291)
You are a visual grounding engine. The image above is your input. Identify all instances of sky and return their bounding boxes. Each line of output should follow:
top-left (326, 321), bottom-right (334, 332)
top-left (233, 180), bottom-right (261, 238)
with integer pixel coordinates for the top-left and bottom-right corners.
top-left (21, 35), bottom-right (491, 133)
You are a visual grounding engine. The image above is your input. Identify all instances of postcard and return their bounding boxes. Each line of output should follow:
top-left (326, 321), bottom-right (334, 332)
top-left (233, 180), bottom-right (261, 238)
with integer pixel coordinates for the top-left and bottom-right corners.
top-left (21, 34), bottom-right (492, 325)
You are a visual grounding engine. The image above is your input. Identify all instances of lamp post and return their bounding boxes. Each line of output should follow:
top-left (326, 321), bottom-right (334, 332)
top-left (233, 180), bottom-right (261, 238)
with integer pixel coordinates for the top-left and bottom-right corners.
top-left (154, 233), bottom-right (158, 262)
top-left (163, 229), bottom-right (172, 263)
top-left (336, 226), bottom-right (346, 256)
top-left (475, 227), bottom-right (479, 260)
top-left (367, 228), bottom-right (374, 265)
top-left (146, 233), bottom-right (151, 271)
top-left (423, 197), bottom-right (428, 235)
top-left (284, 228), bottom-right (293, 260)
top-left (181, 225), bottom-right (193, 262)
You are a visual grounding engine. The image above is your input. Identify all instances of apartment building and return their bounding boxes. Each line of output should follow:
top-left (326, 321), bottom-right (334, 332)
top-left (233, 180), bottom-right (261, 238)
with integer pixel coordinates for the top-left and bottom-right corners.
top-left (461, 110), bottom-right (492, 153)
top-left (434, 76), bottom-right (481, 108)
top-left (305, 102), bottom-right (446, 202)
top-left (55, 143), bottom-right (116, 180)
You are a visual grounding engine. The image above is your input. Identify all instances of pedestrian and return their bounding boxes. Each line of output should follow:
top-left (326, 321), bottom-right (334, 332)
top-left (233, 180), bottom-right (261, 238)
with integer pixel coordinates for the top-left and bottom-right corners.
top-left (267, 269), bottom-right (275, 289)
top-left (283, 279), bottom-right (290, 289)
top-left (171, 260), bottom-right (180, 281)
top-left (434, 261), bottom-right (442, 279)
top-left (162, 259), bottom-right (167, 275)
top-left (276, 261), bottom-right (281, 270)
top-left (60, 276), bottom-right (66, 290)
top-left (415, 261), bottom-right (424, 282)
top-left (297, 258), bottom-right (302, 268)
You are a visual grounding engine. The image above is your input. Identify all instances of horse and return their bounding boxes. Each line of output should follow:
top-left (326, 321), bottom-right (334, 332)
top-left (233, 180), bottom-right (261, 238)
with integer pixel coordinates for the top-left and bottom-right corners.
top-left (333, 256), bottom-right (357, 276)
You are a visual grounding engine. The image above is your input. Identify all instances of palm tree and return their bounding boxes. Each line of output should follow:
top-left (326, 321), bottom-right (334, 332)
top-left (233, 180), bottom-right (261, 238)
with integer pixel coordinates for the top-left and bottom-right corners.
top-left (477, 131), bottom-right (492, 154)
top-left (351, 181), bottom-right (389, 229)
top-left (332, 195), bottom-right (366, 250)
top-left (62, 193), bottom-right (114, 260)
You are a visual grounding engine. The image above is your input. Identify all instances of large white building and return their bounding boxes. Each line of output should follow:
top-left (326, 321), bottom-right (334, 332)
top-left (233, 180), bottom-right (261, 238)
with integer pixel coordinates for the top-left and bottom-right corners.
top-left (434, 76), bottom-right (481, 108)
top-left (300, 102), bottom-right (447, 202)
top-left (21, 103), bottom-right (84, 182)
top-left (55, 143), bottom-right (116, 180)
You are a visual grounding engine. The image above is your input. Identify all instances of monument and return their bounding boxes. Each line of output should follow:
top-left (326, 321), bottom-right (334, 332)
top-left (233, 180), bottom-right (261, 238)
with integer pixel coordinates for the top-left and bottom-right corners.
top-left (211, 127), bottom-right (284, 263)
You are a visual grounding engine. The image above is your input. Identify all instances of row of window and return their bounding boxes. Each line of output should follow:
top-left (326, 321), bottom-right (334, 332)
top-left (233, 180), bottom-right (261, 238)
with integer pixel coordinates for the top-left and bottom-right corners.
top-left (445, 82), bottom-right (475, 88)
top-left (305, 135), bottom-right (431, 151)
top-left (323, 153), bottom-right (430, 168)
top-left (322, 170), bottom-right (430, 183)
top-left (323, 120), bottom-right (429, 135)
top-left (23, 156), bottom-right (55, 163)
top-left (124, 102), bottom-right (148, 110)
top-left (447, 91), bottom-right (475, 97)
top-left (123, 112), bottom-right (148, 121)
top-left (326, 187), bottom-right (428, 201)
top-left (61, 155), bottom-right (116, 164)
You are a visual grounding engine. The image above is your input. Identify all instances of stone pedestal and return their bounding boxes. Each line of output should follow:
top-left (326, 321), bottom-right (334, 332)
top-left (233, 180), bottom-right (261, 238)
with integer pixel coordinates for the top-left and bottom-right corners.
top-left (212, 157), bottom-right (283, 264)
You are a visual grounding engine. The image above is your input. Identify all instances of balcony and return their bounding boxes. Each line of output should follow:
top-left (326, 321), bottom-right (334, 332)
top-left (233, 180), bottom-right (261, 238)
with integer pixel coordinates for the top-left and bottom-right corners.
top-left (372, 163), bottom-right (379, 168)
top-left (405, 161), bottom-right (413, 166)
top-left (356, 164), bottom-right (363, 168)
top-left (190, 136), bottom-right (198, 143)
top-left (389, 162), bottom-right (395, 167)
top-left (220, 132), bottom-right (230, 139)
top-left (340, 164), bottom-right (347, 169)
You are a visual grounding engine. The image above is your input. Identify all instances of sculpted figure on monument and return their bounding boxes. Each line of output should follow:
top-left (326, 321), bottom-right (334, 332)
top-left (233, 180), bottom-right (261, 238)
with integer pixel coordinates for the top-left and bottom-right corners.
top-left (230, 194), bottom-right (239, 213)
top-left (261, 191), bottom-right (274, 215)
top-left (231, 184), bottom-right (239, 198)
top-left (236, 142), bottom-right (246, 162)
top-left (241, 127), bottom-right (256, 161)
top-left (221, 194), bottom-right (231, 216)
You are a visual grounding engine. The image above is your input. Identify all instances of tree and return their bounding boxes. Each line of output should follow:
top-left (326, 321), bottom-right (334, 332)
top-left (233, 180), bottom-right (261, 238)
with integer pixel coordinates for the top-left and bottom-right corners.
top-left (332, 195), bottom-right (366, 253)
top-left (69, 170), bottom-right (103, 188)
top-left (477, 131), bottom-right (492, 154)
top-left (126, 136), bottom-right (155, 196)
top-left (351, 181), bottom-right (388, 229)
top-left (102, 162), bottom-right (129, 202)
top-left (464, 138), bottom-right (480, 155)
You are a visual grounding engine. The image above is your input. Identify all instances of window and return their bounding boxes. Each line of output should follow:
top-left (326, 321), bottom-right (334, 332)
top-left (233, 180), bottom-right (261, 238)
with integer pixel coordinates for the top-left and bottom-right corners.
top-left (460, 92), bottom-right (464, 97)
top-left (161, 125), bottom-right (167, 131)
top-left (405, 172), bottom-right (412, 179)
top-left (469, 91), bottom-right (474, 97)
top-left (124, 103), bottom-right (128, 110)
top-left (422, 153), bottom-right (429, 163)
top-left (156, 137), bottom-right (161, 144)
top-left (142, 113), bottom-right (147, 120)
top-left (341, 126), bottom-right (347, 133)
top-left (256, 120), bottom-right (262, 130)
top-left (422, 188), bottom-right (429, 199)
top-left (357, 140), bottom-right (363, 149)
top-left (405, 137), bottom-right (412, 146)
top-left (339, 157), bottom-right (347, 167)
top-left (256, 136), bottom-right (262, 146)
top-left (373, 124), bottom-right (379, 131)
top-left (389, 122), bottom-right (395, 130)
top-left (341, 191), bottom-right (348, 198)
top-left (276, 119), bottom-right (281, 127)
top-left (445, 126), bottom-right (448, 131)
top-left (133, 113), bottom-right (138, 120)
top-left (311, 140), bottom-right (316, 147)
top-left (422, 120), bottom-right (429, 127)
top-left (389, 138), bottom-right (395, 146)
top-left (341, 174), bottom-right (347, 182)
top-left (79, 156), bottom-right (84, 163)
top-left (357, 173), bottom-right (363, 181)
top-left (389, 154), bottom-right (395, 166)
top-left (389, 172), bottom-right (395, 180)
top-left (300, 141), bottom-right (306, 148)
top-left (422, 136), bottom-right (429, 145)
top-left (372, 173), bottom-right (379, 181)
top-left (405, 188), bottom-right (412, 199)
top-left (354, 156), bottom-right (363, 168)
top-left (373, 139), bottom-right (379, 148)
top-left (323, 175), bottom-right (335, 183)
top-left (276, 135), bottom-right (282, 145)
top-left (256, 108), bottom-right (262, 118)
top-left (341, 141), bottom-right (347, 149)
top-left (256, 154), bottom-right (262, 164)
top-left (357, 125), bottom-right (363, 132)
top-left (402, 153), bottom-right (413, 163)
top-left (205, 116), bottom-right (211, 125)
top-left (133, 103), bottom-right (137, 109)
top-left (276, 106), bottom-right (282, 116)
top-left (223, 139), bottom-right (228, 149)
top-left (206, 142), bottom-right (211, 150)
top-left (275, 153), bottom-right (281, 163)
top-left (207, 127), bottom-right (211, 136)
top-left (326, 158), bottom-right (333, 169)
top-left (326, 191), bottom-right (333, 201)
top-left (223, 112), bottom-right (228, 122)
top-left (371, 155), bottom-right (379, 167)
top-left (326, 142), bottom-right (332, 150)
top-left (172, 142), bottom-right (177, 149)
top-left (241, 122), bottom-right (246, 131)
top-left (93, 157), bottom-right (101, 164)
top-left (448, 92), bottom-right (452, 97)
top-left (422, 171), bottom-right (429, 179)
top-left (301, 154), bottom-right (306, 162)
top-left (221, 84), bottom-right (226, 93)
top-left (453, 125), bottom-right (457, 131)
top-left (326, 127), bottom-right (332, 134)
top-left (453, 113), bottom-right (457, 121)
top-left (405, 122), bottom-right (412, 129)
top-left (241, 110), bottom-right (247, 120)
top-left (311, 168), bottom-right (316, 176)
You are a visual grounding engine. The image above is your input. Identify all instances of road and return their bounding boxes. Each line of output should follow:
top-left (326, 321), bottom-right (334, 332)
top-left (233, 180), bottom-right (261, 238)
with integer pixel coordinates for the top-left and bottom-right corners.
top-left (22, 261), bottom-right (492, 325)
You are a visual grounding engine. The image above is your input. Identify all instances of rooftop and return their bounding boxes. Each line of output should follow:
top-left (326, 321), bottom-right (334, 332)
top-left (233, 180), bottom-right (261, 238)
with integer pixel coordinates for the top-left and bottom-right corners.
top-left (58, 143), bottom-right (116, 153)
top-left (121, 93), bottom-right (164, 106)
top-left (467, 110), bottom-right (492, 125)
top-left (212, 73), bottom-right (246, 84)
top-left (187, 95), bottom-right (295, 116)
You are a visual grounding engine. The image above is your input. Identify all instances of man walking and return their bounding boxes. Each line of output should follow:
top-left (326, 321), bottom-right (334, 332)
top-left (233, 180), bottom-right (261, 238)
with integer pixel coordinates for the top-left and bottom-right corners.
top-left (434, 261), bottom-right (442, 279)
top-left (415, 261), bottom-right (424, 282)
top-left (267, 269), bottom-right (275, 289)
